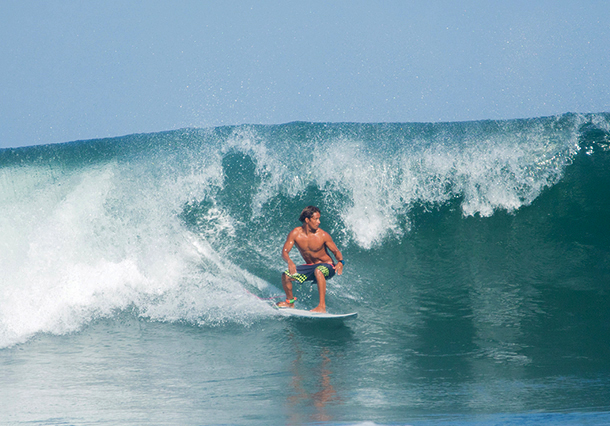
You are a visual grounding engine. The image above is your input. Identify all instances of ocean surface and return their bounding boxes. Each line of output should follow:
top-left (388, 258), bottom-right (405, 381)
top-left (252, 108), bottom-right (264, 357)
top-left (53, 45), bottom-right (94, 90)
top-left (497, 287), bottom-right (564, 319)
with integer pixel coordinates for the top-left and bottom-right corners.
top-left (1, 113), bottom-right (610, 425)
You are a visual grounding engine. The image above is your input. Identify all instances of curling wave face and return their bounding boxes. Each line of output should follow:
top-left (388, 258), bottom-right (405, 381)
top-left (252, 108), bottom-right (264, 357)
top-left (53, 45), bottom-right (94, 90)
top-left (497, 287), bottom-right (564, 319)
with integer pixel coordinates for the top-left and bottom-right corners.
top-left (1, 113), bottom-right (609, 348)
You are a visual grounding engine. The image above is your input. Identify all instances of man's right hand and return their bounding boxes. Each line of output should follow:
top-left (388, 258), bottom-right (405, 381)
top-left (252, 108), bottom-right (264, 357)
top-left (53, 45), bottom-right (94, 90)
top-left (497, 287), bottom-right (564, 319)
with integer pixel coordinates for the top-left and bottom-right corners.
top-left (288, 263), bottom-right (297, 276)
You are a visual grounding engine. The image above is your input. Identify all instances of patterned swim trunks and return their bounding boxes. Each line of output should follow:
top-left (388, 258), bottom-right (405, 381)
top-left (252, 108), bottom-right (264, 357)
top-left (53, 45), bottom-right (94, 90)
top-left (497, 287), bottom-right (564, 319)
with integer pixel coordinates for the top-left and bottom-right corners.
top-left (284, 263), bottom-right (335, 283)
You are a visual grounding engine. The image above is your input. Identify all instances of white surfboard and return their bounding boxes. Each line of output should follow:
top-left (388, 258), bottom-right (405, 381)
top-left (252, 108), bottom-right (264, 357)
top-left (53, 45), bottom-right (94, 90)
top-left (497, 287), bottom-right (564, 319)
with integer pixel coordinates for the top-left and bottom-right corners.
top-left (277, 307), bottom-right (357, 320)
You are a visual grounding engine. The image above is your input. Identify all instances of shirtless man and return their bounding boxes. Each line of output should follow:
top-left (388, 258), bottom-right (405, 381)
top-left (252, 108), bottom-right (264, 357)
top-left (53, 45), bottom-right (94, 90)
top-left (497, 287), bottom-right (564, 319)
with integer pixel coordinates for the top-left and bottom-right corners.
top-left (277, 206), bottom-right (344, 313)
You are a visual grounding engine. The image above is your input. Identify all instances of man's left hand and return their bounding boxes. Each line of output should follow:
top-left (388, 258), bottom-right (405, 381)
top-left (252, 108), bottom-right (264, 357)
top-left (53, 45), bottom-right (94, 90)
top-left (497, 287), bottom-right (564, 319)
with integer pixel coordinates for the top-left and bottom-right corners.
top-left (335, 262), bottom-right (344, 275)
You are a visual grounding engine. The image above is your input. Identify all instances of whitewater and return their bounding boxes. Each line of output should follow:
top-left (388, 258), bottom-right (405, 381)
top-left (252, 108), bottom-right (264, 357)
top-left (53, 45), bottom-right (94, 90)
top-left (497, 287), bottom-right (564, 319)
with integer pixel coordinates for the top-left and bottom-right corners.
top-left (1, 113), bottom-right (609, 425)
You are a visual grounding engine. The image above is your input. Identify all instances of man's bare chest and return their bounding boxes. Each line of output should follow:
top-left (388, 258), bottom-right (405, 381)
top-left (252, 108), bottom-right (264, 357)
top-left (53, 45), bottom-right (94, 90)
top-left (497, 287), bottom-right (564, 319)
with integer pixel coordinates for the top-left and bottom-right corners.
top-left (294, 235), bottom-right (325, 252)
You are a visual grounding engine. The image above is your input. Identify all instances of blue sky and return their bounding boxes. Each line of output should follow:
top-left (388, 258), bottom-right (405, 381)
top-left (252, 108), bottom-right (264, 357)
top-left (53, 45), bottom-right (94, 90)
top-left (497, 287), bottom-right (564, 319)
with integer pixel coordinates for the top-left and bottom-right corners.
top-left (1, 1), bottom-right (609, 148)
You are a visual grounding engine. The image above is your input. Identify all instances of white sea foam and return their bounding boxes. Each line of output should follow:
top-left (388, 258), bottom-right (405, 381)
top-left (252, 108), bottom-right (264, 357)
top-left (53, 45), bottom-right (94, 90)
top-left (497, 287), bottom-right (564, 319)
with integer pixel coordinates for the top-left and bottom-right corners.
top-left (295, 117), bottom-right (581, 248)
top-left (312, 139), bottom-right (405, 249)
top-left (0, 153), bottom-right (273, 348)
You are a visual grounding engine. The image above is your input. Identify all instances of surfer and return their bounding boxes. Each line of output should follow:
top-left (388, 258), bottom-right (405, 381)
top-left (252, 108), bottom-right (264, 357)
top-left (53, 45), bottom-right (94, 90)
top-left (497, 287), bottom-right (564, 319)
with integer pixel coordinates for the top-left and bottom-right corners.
top-left (278, 206), bottom-right (344, 313)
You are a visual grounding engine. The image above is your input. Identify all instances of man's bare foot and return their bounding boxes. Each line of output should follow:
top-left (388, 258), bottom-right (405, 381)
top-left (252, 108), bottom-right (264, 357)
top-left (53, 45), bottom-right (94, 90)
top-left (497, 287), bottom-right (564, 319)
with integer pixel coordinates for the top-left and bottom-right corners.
top-left (277, 298), bottom-right (296, 308)
top-left (310, 305), bottom-right (326, 313)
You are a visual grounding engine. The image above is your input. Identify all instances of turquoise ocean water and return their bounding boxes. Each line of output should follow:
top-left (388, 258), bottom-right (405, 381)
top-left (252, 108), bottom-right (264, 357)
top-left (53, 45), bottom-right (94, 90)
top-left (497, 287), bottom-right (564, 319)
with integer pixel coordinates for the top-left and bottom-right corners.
top-left (1, 113), bottom-right (610, 425)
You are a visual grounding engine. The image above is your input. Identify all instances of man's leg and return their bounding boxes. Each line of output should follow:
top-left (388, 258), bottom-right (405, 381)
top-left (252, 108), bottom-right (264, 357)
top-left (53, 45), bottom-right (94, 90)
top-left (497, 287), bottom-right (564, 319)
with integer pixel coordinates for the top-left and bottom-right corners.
top-left (277, 273), bottom-right (296, 308)
top-left (311, 268), bottom-right (327, 313)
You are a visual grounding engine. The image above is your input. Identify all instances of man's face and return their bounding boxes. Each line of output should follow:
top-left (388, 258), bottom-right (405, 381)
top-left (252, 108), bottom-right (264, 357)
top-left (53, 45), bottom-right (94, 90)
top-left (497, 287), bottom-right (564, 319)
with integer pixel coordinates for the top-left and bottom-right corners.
top-left (306, 212), bottom-right (321, 231)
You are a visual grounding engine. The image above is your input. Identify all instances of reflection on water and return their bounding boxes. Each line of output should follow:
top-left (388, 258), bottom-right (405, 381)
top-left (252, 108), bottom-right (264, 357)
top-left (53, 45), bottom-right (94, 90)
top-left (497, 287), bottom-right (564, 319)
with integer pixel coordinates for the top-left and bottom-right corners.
top-left (287, 344), bottom-right (339, 423)
top-left (283, 323), bottom-right (355, 424)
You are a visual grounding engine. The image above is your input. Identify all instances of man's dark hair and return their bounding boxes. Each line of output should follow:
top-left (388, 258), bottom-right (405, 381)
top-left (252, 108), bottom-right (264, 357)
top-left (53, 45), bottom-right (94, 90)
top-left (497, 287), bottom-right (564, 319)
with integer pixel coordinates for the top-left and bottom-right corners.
top-left (299, 206), bottom-right (320, 223)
